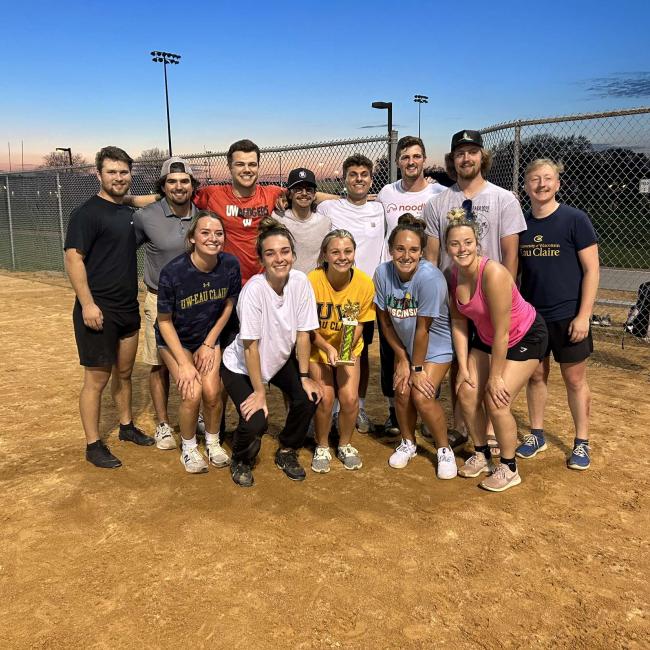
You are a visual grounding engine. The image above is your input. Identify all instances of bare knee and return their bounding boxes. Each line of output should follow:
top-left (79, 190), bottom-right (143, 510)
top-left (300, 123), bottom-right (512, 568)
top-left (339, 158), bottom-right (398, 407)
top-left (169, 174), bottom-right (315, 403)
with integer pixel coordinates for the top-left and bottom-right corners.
top-left (458, 383), bottom-right (481, 412)
top-left (562, 364), bottom-right (588, 394)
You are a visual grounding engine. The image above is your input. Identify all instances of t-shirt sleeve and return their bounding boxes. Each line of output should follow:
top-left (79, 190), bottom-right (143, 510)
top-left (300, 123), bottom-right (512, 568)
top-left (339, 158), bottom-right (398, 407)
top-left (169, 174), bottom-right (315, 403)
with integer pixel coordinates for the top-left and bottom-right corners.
top-left (423, 197), bottom-right (440, 239)
top-left (315, 201), bottom-right (330, 218)
top-left (373, 265), bottom-right (387, 311)
top-left (358, 276), bottom-right (376, 323)
top-left (133, 209), bottom-right (146, 247)
top-left (416, 268), bottom-right (448, 318)
top-left (193, 187), bottom-right (209, 210)
top-left (156, 266), bottom-right (175, 315)
top-left (296, 276), bottom-right (319, 332)
top-left (574, 211), bottom-right (599, 250)
top-left (500, 195), bottom-right (527, 237)
top-left (238, 283), bottom-right (263, 340)
top-left (64, 206), bottom-right (99, 253)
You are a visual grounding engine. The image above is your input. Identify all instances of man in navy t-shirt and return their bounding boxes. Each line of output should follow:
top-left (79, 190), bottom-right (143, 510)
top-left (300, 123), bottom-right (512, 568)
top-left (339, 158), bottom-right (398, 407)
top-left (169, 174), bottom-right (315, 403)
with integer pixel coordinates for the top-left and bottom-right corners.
top-left (64, 146), bottom-right (155, 470)
top-left (516, 159), bottom-right (599, 471)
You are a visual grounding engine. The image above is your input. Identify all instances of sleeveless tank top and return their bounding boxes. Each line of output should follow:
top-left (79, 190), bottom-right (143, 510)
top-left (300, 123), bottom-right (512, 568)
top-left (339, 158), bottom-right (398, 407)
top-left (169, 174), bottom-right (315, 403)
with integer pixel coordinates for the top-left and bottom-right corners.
top-left (451, 257), bottom-right (536, 347)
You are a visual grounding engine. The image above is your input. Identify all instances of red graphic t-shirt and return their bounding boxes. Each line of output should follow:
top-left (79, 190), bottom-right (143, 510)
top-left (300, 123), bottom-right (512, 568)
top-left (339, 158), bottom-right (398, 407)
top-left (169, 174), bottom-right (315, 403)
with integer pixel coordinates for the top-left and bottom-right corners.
top-left (194, 184), bottom-right (284, 283)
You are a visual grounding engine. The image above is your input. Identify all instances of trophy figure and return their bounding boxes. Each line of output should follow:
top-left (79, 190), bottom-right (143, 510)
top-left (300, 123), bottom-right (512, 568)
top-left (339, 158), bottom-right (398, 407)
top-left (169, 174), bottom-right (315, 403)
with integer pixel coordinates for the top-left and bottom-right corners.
top-left (337, 300), bottom-right (361, 366)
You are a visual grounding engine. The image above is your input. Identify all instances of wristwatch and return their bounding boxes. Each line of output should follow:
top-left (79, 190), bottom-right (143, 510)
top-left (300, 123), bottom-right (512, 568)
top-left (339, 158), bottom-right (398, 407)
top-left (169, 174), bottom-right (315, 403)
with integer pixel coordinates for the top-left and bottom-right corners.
top-left (410, 365), bottom-right (424, 373)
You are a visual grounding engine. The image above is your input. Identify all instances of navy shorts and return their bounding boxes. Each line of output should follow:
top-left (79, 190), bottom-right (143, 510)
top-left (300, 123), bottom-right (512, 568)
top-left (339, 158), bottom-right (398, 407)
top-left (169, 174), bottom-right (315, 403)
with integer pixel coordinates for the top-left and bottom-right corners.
top-left (545, 317), bottom-right (593, 363)
top-left (73, 301), bottom-right (140, 367)
top-left (362, 320), bottom-right (375, 347)
top-left (472, 313), bottom-right (548, 362)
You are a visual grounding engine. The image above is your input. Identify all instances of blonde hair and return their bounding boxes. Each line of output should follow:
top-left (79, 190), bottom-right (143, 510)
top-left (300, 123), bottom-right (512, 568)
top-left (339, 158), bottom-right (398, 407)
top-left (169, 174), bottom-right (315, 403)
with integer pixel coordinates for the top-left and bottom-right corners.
top-left (525, 158), bottom-right (564, 178)
top-left (317, 229), bottom-right (356, 269)
top-left (443, 208), bottom-right (480, 247)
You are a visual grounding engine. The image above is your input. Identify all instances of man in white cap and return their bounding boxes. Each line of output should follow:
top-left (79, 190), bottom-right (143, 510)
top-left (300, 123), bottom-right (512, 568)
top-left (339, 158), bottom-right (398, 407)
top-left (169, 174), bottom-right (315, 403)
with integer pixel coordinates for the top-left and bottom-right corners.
top-left (134, 157), bottom-right (199, 450)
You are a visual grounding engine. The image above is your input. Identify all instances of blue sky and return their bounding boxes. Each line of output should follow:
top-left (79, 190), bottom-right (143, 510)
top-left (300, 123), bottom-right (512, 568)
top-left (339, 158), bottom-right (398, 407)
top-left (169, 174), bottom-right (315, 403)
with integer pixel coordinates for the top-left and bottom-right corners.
top-left (1, 0), bottom-right (649, 170)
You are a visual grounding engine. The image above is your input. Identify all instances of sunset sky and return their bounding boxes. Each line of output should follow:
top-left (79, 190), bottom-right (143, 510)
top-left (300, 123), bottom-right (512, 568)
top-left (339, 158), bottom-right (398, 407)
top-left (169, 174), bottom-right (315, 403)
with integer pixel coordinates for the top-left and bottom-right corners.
top-left (1, 0), bottom-right (649, 171)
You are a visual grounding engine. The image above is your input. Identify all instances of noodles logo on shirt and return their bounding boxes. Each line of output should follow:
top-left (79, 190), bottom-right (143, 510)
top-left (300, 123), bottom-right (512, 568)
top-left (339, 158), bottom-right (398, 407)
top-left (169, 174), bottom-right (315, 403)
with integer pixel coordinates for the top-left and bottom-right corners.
top-left (385, 292), bottom-right (419, 318)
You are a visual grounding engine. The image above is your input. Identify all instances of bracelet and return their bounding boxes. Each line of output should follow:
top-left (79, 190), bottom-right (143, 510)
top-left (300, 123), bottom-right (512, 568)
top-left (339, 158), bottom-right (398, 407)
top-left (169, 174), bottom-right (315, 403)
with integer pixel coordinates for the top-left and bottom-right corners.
top-left (202, 342), bottom-right (215, 349)
top-left (299, 372), bottom-right (309, 378)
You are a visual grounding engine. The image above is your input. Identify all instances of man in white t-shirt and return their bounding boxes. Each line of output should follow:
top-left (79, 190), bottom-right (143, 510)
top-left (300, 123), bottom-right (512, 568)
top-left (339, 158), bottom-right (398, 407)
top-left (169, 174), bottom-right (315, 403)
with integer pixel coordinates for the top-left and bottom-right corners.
top-left (375, 136), bottom-right (445, 434)
top-left (317, 154), bottom-right (385, 432)
top-left (423, 129), bottom-right (527, 450)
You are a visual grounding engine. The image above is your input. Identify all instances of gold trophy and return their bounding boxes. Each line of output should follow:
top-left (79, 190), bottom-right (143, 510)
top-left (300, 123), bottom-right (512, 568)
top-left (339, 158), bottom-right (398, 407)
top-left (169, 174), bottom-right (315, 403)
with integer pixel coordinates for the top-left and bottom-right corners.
top-left (337, 300), bottom-right (361, 366)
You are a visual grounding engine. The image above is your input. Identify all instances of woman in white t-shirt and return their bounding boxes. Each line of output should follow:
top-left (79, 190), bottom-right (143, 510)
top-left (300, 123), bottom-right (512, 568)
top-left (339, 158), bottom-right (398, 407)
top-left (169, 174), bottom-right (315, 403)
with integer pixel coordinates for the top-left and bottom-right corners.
top-left (220, 217), bottom-right (323, 488)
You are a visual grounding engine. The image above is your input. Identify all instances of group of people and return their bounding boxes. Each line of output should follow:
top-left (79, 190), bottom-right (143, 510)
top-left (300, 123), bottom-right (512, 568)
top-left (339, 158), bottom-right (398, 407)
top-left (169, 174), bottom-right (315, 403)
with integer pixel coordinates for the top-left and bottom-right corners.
top-left (64, 129), bottom-right (599, 492)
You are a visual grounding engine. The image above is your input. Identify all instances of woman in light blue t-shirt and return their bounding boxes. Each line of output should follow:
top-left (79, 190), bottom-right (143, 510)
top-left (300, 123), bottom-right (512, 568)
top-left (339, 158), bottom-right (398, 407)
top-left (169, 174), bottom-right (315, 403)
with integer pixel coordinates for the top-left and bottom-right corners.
top-left (373, 214), bottom-right (456, 480)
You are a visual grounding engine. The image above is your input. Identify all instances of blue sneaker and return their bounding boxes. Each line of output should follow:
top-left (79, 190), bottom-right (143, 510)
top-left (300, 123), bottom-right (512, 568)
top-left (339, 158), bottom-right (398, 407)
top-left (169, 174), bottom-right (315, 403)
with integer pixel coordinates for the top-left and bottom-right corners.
top-left (568, 440), bottom-right (590, 470)
top-left (515, 432), bottom-right (547, 459)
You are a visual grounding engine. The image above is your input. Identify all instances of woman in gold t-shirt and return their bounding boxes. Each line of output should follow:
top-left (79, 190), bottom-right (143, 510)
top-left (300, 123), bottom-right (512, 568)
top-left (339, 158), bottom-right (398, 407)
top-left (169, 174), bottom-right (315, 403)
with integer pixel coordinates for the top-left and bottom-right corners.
top-left (308, 229), bottom-right (375, 474)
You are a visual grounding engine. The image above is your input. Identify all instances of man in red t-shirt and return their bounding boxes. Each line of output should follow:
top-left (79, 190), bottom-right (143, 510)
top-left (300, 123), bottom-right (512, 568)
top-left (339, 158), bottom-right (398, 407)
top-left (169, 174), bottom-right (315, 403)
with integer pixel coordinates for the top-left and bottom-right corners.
top-left (194, 140), bottom-right (284, 283)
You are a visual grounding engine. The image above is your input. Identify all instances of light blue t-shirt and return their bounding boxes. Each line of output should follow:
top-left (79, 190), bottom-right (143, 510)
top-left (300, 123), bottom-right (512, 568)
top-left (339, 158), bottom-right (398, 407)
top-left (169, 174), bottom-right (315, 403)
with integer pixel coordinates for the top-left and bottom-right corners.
top-left (373, 260), bottom-right (453, 363)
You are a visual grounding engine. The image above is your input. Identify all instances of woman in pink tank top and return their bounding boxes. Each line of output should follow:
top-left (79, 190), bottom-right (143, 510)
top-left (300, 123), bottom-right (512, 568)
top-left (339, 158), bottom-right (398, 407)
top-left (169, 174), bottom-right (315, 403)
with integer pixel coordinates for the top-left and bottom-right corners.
top-left (445, 210), bottom-right (548, 492)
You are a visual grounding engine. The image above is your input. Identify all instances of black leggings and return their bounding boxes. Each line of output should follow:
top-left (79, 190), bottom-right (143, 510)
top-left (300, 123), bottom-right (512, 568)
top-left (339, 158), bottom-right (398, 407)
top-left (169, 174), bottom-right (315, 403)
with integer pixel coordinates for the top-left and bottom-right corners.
top-left (220, 357), bottom-right (317, 464)
top-left (377, 315), bottom-right (395, 399)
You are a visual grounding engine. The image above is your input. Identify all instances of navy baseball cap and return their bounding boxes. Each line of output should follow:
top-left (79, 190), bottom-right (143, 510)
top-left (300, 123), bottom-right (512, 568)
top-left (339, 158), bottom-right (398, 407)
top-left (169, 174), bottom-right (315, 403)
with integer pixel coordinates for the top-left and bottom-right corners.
top-left (450, 130), bottom-right (484, 151)
top-left (287, 167), bottom-right (317, 189)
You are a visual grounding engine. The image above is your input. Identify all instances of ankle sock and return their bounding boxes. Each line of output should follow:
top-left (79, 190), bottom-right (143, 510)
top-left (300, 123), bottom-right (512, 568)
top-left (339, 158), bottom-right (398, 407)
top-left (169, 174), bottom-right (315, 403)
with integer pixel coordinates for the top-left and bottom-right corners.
top-left (475, 444), bottom-right (491, 460)
top-left (182, 435), bottom-right (198, 451)
top-left (119, 421), bottom-right (134, 431)
top-left (574, 438), bottom-right (589, 447)
top-left (501, 456), bottom-right (517, 472)
top-left (205, 432), bottom-right (219, 445)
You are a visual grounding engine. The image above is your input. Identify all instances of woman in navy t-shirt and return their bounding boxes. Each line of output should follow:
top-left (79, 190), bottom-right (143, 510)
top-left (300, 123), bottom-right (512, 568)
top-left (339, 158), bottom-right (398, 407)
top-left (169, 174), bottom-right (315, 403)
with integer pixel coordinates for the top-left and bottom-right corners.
top-left (156, 210), bottom-right (241, 475)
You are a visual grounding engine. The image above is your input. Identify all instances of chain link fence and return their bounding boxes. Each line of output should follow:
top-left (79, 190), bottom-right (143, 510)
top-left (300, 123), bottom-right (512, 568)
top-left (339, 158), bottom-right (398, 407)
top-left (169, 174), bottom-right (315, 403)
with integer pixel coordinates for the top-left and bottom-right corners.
top-left (0, 135), bottom-right (391, 275)
top-left (480, 107), bottom-right (650, 373)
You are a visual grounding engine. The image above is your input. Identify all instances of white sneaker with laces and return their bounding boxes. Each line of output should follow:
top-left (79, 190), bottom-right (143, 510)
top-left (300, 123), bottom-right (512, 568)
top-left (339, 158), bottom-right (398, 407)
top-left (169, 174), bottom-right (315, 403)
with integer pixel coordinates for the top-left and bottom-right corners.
top-left (436, 447), bottom-right (458, 480)
top-left (206, 440), bottom-right (230, 467)
top-left (180, 446), bottom-right (208, 474)
top-left (389, 439), bottom-right (417, 469)
top-left (155, 422), bottom-right (177, 450)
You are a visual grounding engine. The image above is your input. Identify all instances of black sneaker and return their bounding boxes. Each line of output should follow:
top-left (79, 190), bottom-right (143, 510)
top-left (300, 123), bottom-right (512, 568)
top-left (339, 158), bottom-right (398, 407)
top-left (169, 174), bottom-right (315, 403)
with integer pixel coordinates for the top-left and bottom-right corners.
top-left (86, 441), bottom-right (122, 468)
top-left (275, 448), bottom-right (306, 481)
top-left (231, 460), bottom-right (254, 487)
top-left (119, 424), bottom-right (155, 446)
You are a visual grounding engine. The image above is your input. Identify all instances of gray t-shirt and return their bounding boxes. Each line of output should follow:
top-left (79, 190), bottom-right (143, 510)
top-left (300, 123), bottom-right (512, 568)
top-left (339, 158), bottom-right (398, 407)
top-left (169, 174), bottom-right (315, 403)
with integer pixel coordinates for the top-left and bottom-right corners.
top-left (134, 198), bottom-right (197, 290)
top-left (423, 181), bottom-right (526, 276)
top-left (273, 208), bottom-right (332, 274)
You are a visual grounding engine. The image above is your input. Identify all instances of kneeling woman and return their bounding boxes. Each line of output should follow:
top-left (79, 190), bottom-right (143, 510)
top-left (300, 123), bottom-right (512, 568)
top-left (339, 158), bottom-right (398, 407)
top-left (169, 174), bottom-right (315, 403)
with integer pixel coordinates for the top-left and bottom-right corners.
top-left (308, 229), bottom-right (376, 473)
top-left (374, 214), bottom-right (457, 479)
top-left (156, 210), bottom-right (241, 474)
top-left (446, 210), bottom-right (548, 492)
top-left (221, 217), bottom-right (323, 488)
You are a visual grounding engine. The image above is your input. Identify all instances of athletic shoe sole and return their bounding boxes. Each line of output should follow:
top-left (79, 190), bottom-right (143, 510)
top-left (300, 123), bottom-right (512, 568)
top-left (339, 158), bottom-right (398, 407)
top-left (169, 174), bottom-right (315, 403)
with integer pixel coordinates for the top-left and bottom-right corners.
top-left (311, 465), bottom-right (331, 474)
top-left (515, 442), bottom-right (547, 459)
top-left (567, 460), bottom-right (590, 471)
top-left (275, 460), bottom-right (306, 481)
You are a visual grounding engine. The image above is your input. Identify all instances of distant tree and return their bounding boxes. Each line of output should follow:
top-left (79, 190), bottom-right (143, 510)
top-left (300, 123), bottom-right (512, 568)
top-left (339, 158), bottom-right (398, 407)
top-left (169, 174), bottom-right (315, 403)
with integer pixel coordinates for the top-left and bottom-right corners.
top-left (40, 150), bottom-right (89, 169)
top-left (134, 147), bottom-right (169, 192)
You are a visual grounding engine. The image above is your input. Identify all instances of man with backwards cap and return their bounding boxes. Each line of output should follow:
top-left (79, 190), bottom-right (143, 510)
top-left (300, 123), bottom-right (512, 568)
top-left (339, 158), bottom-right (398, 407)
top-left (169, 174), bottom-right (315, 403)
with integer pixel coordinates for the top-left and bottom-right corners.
top-left (423, 130), bottom-right (527, 451)
top-left (273, 167), bottom-right (332, 274)
top-left (134, 157), bottom-right (199, 450)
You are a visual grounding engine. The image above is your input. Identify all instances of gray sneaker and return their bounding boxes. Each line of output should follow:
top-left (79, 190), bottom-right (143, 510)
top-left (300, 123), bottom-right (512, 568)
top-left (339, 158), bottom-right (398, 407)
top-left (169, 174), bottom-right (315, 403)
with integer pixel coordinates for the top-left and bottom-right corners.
top-left (458, 452), bottom-right (493, 478)
top-left (337, 444), bottom-right (363, 470)
top-left (356, 408), bottom-right (374, 433)
top-left (206, 439), bottom-right (230, 467)
top-left (155, 422), bottom-right (177, 450)
top-left (311, 446), bottom-right (332, 473)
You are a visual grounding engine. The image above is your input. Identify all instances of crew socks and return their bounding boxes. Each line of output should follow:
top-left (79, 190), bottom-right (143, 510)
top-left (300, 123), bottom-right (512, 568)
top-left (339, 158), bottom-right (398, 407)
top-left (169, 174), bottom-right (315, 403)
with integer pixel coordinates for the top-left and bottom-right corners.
top-left (501, 456), bottom-right (517, 473)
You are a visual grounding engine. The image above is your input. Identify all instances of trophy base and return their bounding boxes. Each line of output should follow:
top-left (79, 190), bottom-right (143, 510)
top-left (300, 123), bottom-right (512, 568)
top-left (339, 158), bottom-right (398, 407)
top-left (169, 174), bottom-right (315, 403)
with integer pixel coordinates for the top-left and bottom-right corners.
top-left (335, 359), bottom-right (356, 366)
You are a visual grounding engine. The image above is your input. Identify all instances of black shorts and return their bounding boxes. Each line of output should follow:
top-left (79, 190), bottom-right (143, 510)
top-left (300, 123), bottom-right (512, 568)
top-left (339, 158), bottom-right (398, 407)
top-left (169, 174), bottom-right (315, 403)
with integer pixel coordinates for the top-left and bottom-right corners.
top-left (219, 309), bottom-right (240, 349)
top-left (472, 313), bottom-right (548, 362)
top-left (362, 320), bottom-right (375, 347)
top-left (73, 301), bottom-right (140, 367)
top-left (545, 317), bottom-right (593, 363)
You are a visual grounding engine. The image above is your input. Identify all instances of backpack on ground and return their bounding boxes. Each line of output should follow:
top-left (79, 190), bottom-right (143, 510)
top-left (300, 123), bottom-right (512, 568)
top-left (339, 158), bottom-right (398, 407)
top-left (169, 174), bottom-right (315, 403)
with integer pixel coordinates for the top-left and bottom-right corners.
top-left (623, 281), bottom-right (650, 347)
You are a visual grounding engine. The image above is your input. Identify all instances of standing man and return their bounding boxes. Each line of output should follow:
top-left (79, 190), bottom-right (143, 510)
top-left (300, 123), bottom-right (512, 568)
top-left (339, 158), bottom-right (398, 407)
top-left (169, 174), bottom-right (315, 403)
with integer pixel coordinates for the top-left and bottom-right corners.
top-left (64, 146), bottom-right (154, 469)
top-left (423, 130), bottom-right (527, 450)
top-left (376, 136), bottom-right (445, 434)
top-left (134, 157), bottom-right (198, 450)
top-left (517, 159), bottom-right (599, 470)
top-left (317, 154), bottom-right (385, 432)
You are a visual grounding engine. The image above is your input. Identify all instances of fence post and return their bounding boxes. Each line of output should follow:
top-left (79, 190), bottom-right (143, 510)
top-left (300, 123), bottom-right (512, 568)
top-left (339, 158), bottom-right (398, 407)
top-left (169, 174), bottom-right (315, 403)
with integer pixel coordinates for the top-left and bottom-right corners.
top-left (56, 173), bottom-right (65, 270)
top-left (389, 129), bottom-right (398, 182)
top-left (512, 122), bottom-right (521, 195)
top-left (5, 175), bottom-right (16, 270)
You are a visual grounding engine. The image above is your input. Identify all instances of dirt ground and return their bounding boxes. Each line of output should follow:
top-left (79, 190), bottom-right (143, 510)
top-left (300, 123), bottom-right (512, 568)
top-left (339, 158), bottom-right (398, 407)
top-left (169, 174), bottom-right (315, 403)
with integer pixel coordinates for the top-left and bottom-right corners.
top-left (1, 272), bottom-right (648, 649)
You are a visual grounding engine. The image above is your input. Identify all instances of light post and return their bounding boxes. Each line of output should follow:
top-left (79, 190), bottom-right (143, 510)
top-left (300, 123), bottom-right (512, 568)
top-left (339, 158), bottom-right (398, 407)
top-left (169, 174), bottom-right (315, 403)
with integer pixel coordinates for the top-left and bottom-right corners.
top-left (56, 147), bottom-right (73, 166)
top-left (151, 51), bottom-right (181, 156)
top-left (372, 101), bottom-right (395, 182)
top-left (413, 94), bottom-right (428, 138)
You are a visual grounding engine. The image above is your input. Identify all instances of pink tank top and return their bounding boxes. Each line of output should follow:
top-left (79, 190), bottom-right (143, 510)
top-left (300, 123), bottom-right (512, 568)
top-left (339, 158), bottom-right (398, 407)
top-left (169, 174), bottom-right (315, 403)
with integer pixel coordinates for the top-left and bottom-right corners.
top-left (452, 257), bottom-right (536, 347)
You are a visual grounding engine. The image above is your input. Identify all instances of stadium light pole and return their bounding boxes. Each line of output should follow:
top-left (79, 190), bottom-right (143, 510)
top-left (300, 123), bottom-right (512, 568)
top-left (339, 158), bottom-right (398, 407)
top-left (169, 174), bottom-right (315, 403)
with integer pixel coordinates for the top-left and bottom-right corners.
top-left (56, 147), bottom-right (73, 166)
top-left (151, 51), bottom-right (181, 156)
top-left (372, 101), bottom-right (395, 182)
top-left (413, 95), bottom-right (429, 138)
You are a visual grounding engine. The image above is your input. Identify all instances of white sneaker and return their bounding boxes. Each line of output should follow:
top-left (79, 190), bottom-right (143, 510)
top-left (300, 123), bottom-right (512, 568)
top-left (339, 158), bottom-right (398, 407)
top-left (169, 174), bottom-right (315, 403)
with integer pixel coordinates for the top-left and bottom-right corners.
top-left (206, 440), bottom-right (230, 468)
top-left (389, 439), bottom-right (417, 469)
top-left (155, 422), bottom-right (177, 450)
top-left (180, 446), bottom-right (208, 474)
top-left (436, 447), bottom-right (458, 480)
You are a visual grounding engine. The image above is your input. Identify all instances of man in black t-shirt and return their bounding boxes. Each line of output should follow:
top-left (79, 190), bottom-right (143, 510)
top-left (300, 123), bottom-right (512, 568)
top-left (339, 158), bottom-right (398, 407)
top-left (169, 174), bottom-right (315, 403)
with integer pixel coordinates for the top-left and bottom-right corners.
top-left (64, 146), bottom-right (155, 469)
